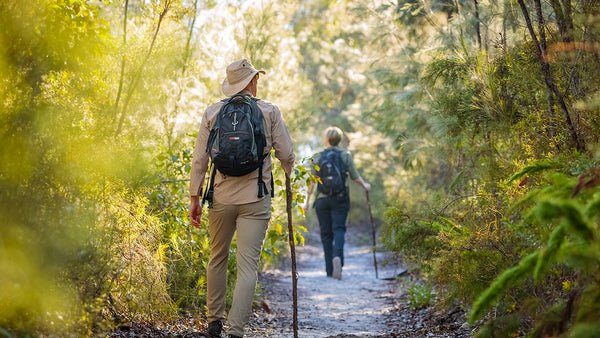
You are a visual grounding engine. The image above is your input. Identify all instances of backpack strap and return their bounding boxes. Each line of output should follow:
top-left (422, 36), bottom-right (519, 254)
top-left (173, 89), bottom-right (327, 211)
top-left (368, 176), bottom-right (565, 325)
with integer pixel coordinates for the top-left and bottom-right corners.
top-left (202, 163), bottom-right (217, 208)
top-left (250, 97), bottom-right (270, 199)
top-left (256, 153), bottom-right (273, 198)
top-left (257, 156), bottom-right (266, 198)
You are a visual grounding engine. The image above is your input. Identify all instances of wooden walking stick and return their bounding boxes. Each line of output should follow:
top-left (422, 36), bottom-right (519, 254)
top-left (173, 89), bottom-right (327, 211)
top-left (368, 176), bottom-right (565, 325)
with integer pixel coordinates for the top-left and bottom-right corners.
top-left (285, 173), bottom-right (299, 338)
top-left (366, 191), bottom-right (379, 279)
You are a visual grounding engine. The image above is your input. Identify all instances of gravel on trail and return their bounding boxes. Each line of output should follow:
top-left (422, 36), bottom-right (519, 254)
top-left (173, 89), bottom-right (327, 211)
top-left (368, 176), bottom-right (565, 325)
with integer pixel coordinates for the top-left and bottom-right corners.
top-left (244, 232), bottom-right (473, 338)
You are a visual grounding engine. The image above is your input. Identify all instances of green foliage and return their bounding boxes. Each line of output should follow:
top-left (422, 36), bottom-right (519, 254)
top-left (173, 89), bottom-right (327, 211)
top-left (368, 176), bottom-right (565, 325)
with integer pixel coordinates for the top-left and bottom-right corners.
top-left (569, 324), bottom-right (600, 338)
top-left (467, 165), bottom-right (600, 335)
top-left (2, 0), bottom-right (600, 336)
top-left (405, 282), bottom-right (435, 310)
top-left (149, 145), bottom-right (211, 312)
top-left (375, 0), bottom-right (600, 334)
top-left (507, 161), bottom-right (554, 184)
top-left (474, 313), bottom-right (522, 338)
top-left (469, 251), bottom-right (539, 323)
top-left (382, 205), bottom-right (440, 268)
top-left (93, 184), bottom-right (175, 323)
top-left (267, 160), bottom-right (311, 262)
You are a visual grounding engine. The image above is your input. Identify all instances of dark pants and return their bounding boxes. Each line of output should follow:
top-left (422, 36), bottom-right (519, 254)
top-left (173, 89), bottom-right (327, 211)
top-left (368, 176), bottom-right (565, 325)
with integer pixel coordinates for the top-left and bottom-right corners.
top-left (314, 196), bottom-right (350, 276)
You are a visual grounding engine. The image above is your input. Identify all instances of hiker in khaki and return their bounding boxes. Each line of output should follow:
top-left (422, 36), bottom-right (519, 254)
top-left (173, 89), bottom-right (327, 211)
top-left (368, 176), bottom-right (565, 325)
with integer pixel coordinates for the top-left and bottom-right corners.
top-left (189, 59), bottom-right (295, 338)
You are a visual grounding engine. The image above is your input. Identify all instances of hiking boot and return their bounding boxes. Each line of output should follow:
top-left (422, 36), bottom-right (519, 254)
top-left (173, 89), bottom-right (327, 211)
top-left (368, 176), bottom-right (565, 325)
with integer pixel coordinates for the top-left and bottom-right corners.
top-left (332, 256), bottom-right (342, 280)
top-left (206, 320), bottom-right (222, 338)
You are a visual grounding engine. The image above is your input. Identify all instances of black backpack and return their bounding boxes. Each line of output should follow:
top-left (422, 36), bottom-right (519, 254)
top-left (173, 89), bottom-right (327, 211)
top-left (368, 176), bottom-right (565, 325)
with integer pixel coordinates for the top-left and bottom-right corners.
top-left (317, 149), bottom-right (347, 197)
top-left (202, 94), bottom-right (271, 207)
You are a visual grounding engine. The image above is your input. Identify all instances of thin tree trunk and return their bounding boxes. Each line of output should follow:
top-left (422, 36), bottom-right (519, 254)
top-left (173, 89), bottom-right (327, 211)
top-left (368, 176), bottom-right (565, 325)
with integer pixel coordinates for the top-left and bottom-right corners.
top-left (112, 0), bottom-right (129, 117)
top-left (473, 0), bottom-right (482, 50)
top-left (516, 0), bottom-right (583, 151)
top-left (181, 0), bottom-right (198, 80)
top-left (582, 0), bottom-right (600, 64)
top-left (532, 0), bottom-right (560, 146)
top-left (502, 1), bottom-right (508, 51)
top-left (549, 0), bottom-right (582, 97)
top-left (516, 0), bottom-right (558, 145)
top-left (533, 0), bottom-right (583, 151)
top-left (116, 0), bottom-right (174, 136)
top-left (163, 0), bottom-right (198, 150)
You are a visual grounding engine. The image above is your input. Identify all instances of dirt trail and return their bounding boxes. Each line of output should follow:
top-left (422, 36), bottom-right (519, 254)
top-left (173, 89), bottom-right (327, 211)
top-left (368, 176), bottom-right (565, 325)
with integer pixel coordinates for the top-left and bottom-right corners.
top-left (108, 230), bottom-right (472, 337)
top-left (244, 232), bottom-right (404, 337)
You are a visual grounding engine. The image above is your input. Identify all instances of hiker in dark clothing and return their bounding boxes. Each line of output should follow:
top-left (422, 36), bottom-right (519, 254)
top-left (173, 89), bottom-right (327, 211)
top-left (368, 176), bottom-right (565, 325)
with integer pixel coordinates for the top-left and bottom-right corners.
top-left (305, 126), bottom-right (371, 280)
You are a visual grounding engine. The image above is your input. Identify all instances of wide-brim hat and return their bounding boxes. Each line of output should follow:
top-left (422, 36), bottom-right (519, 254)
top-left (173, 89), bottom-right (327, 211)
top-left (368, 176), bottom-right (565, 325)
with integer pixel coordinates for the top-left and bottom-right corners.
top-left (222, 59), bottom-right (265, 97)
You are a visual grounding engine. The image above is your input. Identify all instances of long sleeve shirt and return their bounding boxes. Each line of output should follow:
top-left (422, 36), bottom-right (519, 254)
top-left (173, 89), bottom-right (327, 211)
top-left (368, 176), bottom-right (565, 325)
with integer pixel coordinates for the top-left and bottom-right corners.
top-left (189, 91), bottom-right (295, 205)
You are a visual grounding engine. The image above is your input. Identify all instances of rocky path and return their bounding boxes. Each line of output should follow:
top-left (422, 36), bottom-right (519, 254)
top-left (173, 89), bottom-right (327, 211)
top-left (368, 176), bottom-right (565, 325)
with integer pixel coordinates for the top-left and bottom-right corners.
top-left (244, 233), bottom-right (406, 337)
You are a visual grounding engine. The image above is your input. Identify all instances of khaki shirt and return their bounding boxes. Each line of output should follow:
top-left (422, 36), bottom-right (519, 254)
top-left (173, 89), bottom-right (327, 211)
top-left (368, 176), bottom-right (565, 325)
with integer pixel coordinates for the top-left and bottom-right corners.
top-left (310, 146), bottom-right (360, 200)
top-left (190, 91), bottom-right (295, 205)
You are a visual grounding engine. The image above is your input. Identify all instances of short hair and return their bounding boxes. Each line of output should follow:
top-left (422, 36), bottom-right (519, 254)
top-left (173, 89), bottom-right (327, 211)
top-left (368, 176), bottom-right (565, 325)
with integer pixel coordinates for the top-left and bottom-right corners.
top-left (325, 126), bottom-right (343, 146)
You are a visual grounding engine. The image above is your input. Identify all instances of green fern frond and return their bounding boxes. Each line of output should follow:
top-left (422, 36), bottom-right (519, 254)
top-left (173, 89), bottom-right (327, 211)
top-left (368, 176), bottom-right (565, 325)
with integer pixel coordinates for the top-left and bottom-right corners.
top-left (507, 161), bottom-right (554, 184)
top-left (584, 193), bottom-right (600, 221)
top-left (536, 199), bottom-right (596, 243)
top-left (534, 223), bottom-right (566, 283)
top-left (559, 241), bottom-right (599, 274)
top-left (469, 251), bottom-right (539, 323)
top-left (568, 323), bottom-right (600, 338)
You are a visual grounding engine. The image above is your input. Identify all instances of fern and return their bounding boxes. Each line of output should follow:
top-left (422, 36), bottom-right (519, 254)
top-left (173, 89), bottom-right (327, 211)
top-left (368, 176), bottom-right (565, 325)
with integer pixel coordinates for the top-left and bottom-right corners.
top-left (533, 222), bottom-right (566, 283)
top-left (584, 193), bottom-right (600, 221)
top-left (469, 250), bottom-right (539, 323)
top-left (568, 323), bottom-right (600, 338)
top-left (507, 161), bottom-right (554, 184)
top-left (536, 199), bottom-right (596, 243)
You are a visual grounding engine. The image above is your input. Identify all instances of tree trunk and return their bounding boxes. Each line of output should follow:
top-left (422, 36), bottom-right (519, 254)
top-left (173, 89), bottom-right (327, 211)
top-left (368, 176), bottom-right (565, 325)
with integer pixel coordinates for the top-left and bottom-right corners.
top-left (164, 0), bottom-right (198, 150)
top-left (473, 0), bottom-right (482, 50)
top-left (516, 0), bottom-right (557, 146)
top-left (533, 0), bottom-right (583, 151)
top-left (550, 0), bottom-right (584, 134)
top-left (181, 0), bottom-right (198, 80)
top-left (582, 0), bottom-right (600, 64)
top-left (116, 0), bottom-right (174, 136)
top-left (516, 0), bottom-right (583, 151)
top-left (112, 0), bottom-right (129, 119)
top-left (549, 0), bottom-right (583, 99)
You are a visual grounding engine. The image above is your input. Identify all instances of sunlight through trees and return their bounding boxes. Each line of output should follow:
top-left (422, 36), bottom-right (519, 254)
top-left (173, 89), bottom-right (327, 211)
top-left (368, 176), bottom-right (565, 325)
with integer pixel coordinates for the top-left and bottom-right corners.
top-left (1, 0), bottom-right (600, 336)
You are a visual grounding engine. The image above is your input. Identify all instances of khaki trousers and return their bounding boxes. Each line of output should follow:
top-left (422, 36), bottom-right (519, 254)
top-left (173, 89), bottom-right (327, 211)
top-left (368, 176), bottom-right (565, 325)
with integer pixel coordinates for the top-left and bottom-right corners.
top-left (206, 197), bottom-right (270, 337)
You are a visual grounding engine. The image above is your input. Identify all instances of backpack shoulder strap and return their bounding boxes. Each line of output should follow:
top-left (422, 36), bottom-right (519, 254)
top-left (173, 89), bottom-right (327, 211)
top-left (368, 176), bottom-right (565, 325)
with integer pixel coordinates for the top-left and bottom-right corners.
top-left (249, 98), bottom-right (270, 198)
top-left (202, 163), bottom-right (217, 208)
top-left (204, 99), bottom-right (229, 153)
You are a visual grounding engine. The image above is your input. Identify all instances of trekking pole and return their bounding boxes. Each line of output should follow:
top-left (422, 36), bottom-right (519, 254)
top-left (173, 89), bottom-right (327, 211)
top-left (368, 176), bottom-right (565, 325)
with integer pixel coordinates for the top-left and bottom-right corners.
top-left (285, 173), bottom-right (299, 338)
top-left (366, 191), bottom-right (379, 279)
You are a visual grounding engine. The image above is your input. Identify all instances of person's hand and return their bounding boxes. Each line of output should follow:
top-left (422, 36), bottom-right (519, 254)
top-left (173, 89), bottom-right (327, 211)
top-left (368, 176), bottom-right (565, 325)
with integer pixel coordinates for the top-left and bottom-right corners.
top-left (364, 182), bottom-right (372, 191)
top-left (189, 196), bottom-right (202, 228)
top-left (303, 202), bottom-right (309, 214)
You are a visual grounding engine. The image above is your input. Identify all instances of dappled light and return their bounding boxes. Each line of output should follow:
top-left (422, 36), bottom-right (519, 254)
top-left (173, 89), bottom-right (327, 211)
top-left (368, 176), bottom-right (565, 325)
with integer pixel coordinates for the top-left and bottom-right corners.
top-left (2, 0), bottom-right (600, 337)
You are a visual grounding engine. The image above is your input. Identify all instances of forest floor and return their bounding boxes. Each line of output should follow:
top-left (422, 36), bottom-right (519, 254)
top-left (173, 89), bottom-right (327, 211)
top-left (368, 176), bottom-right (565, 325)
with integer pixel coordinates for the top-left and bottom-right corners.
top-left (110, 227), bottom-right (474, 337)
